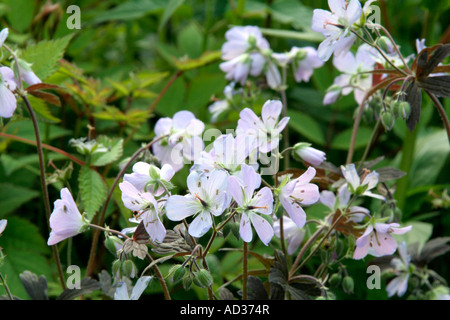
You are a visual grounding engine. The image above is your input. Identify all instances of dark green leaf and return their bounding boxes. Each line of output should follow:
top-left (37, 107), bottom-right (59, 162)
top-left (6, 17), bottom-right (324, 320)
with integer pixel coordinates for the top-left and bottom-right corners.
top-left (417, 44), bottom-right (450, 79)
top-left (56, 278), bottom-right (101, 300)
top-left (19, 271), bottom-right (48, 300)
top-left (246, 276), bottom-right (269, 300)
top-left (403, 81), bottom-right (422, 132)
top-left (418, 76), bottom-right (450, 98)
top-left (376, 167), bottom-right (407, 182)
top-left (78, 166), bottom-right (107, 221)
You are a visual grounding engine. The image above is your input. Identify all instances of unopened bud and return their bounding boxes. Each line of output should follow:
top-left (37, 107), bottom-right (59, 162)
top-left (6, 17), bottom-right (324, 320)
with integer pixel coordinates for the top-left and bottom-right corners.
top-left (194, 269), bottom-right (214, 288)
top-left (122, 260), bottom-right (137, 278)
top-left (329, 273), bottom-right (342, 289)
top-left (104, 236), bottom-right (123, 257)
top-left (398, 101), bottom-right (411, 119)
top-left (342, 276), bottom-right (354, 294)
top-left (112, 259), bottom-right (123, 277)
top-left (381, 109), bottom-right (395, 131)
top-left (377, 36), bottom-right (392, 53)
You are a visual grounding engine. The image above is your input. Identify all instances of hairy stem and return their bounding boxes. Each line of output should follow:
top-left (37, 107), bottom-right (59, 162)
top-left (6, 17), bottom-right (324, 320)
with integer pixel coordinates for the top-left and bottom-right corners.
top-left (21, 95), bottom-right (66, 290)
top-left (242, 241), bottom-right (248, 300)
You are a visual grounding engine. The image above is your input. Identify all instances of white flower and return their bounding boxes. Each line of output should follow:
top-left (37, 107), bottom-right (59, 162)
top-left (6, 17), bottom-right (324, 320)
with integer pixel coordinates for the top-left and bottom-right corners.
top-left (220, 53), bottom-right (265, 85)
top-left (289, 47), bottom-right (324, 83)
top-left (0, 219), bottom-right (7, 235)
top-left (123, 162), bottom-right (174, 197)
top-left (340, 163), bottom-right (385, 200)
top-left (236, 100), bottom-right (289, 154)
top-left (0, 28), bottom-right (9, 47)
top-left (278, 167), bottom-right (320, 228)
top-left (0, 66), bottom-right (18, 118)
top-left (273, 216), bottom-right (305, 255)
top-left (386, 242), bottom-right (411, 297)
top-left (320, 185), bottom-right (369, 222)
top-left (221, 26), bottom-right (270, 61)
top-left (192, 133), bottom-right (257, 176)
top-left (114, 276), bottom-right (152, 300)
top-left (16, 59), bottom-right (42, 86)
top-left (323, 44), bottom-right (376, 105)
top-left (47, 188), bottom-right (88, 246)
top-left (119, 181), bottom-right (166, 243)
top-left (153, 111), bottom-right (205, 172)
top-left (293, 143), bottom-right (326, 167)
top-left (165, 169), bottom-right (231, 238)
top-left (311, 0), bottom-right (363, 61)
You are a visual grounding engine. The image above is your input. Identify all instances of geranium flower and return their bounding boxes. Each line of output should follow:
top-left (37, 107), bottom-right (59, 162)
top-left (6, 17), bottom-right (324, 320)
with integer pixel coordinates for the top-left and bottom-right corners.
top-left (47, 188), bottom-right (89, 245)
top-left (221, 26), bottom-right (270, 61)
top-left (323, 44), bottom-right (376, 105)
top-left (0, 66), bottom-right (18, 118)
top-left (340, 163), bottom-right (385, 200)
top-left (273, 47), bottom-right (324, 83)
top-left (165, 169), bottom-right (230, 237)
top-left (278, 167), bottom-right (320, 228)
top-left (192, 133), bottom-right (256, 176)
top-left (386, 242), bottom-right (411, 297)
top-left (236, 100), bottom-right (289, 154)
top-left (119, 181), bottom-right (166, 243)
top-left (320, 185), bottom-right (369, 222)
top-left (114, 276), bottom-right (152, 300)
top-left (123, 162), bottom-right (174, 197)
top-left (293, 143), bottom-right (326, 167)
top-left (153, 111), bottom-right (205, 172)
top-left (311, 0), bottom-right (363, 61)
top-left (273, 216), bottom-right (305, 254)
top-left (220, 53), bottom-right (265, 85)
top-left (227, 164), bottom-right (274, 245)
top-left (0, 219), bottom-right (7, 235)
top-left (353, 223), bottom-right (412, 259)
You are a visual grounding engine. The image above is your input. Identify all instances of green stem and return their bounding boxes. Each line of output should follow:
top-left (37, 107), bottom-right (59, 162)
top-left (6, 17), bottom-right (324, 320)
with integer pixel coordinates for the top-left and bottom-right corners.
top-left (0, 272), bottom-right (13, 300)
top-left (395, 126), bottom-right (418, 212)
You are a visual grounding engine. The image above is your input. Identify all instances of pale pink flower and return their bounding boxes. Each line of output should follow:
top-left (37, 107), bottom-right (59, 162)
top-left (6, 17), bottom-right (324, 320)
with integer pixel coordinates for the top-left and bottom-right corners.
top-left (0, 66), bottom-right (18, 118)
top-left (353, 223), bottom-right (412, 260)
top-left (278, 167), bottom-right (320, 228)
top-left (47, 188), bottom-right (88, 245)
top-left (311, 0), bottom-right (363, 61)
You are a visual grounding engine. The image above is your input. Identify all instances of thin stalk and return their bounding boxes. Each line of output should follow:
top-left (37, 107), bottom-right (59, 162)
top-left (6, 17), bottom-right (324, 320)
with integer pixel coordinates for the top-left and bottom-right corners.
top-left (21, 95), bottom-right (66, 291)
top-left (85, 135), bottom-right (168, 277)
top-left (357, 118), bottom-right (382, 170)
top-left (242, 241), bottom-right (248, 300)
top-left (426, 91), bottom-right (450, 144)
top-left (0, 272), bottom-right (13, 300)
top-left (0, 132), bottom-right (85, 166)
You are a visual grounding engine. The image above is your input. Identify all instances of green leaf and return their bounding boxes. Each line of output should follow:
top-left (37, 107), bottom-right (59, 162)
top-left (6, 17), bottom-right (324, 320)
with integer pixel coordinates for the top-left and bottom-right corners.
top-left (78, 166), bottom-right (107, 221)
top-left (0, 217), bottom-right (52, 300)
top-left (269, 0), bottom-right (315, 31)
top-left (409, 129), bottom-right (450, 189)
top-left (21, 34), bottom-right (74, 81)
top-left (158, 0), bottom-right (185, 32)
top-left (93, 0), bottom-right (165, 22)
top-left (90, 136), bottom-right (124, 167)
top-left (331, 126), bottom-right (373, 150)
top-left (177, 22), bottom-right (203, 59)
top-left (393, 221), bottom-right (433, 251)
top-left (3, 0), bottom-right (36, 32)
top-left (287, 110), bottom-right (325, 146)
top-left (175, 51), bottom-right (222, 71)
top-left (0, 183), bottom-right (39, 217)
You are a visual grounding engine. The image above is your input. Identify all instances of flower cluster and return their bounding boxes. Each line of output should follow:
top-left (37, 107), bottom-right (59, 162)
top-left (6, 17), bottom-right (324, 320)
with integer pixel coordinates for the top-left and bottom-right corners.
top-left (0, 28), bottom-right (41, 119)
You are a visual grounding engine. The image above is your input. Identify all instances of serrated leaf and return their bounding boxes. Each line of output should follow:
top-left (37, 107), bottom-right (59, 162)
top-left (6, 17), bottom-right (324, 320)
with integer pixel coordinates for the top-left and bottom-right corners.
top-left (78, 166), bottom-right (107, 220)
top-left (376, 167), bottom-right (407, 182)
top-left (416, 44), bottom-right (450, 79)
top-left (90, 136), bottom-right (124, 167)
top-left (21, 34), bottom-right (74, 81)
top-left (247, 276), bottom-right (269, 300)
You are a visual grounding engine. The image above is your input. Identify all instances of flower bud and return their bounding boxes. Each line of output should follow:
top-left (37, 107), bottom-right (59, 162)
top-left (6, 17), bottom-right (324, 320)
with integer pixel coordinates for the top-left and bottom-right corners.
top-left (398, 101), bottom-right (411, 119)
top-left (104, 236), bottom-right (123, 257)
top-left (342, 276), bottom-right (354, 294)
top-left (122, 259), bottom-right (138, 278)
top-left (328, 273), bottom-right (342, 289)
top-left (195, 269), bottom-right (214, 288)
top-left (380, 109), bottom-right (395, 131)
top-left (112, 259), bottom-right (123, 277)
top-left (293, 143), bottom-right (326, 166)
top-left (183, 274), bottom-right (193, 290)
top-left (168, 265), bottom-right (186, 283)
top-left (377, 36), bottom-right (392, 53)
